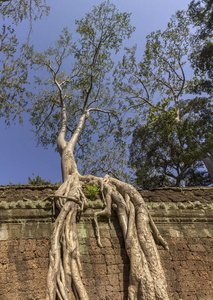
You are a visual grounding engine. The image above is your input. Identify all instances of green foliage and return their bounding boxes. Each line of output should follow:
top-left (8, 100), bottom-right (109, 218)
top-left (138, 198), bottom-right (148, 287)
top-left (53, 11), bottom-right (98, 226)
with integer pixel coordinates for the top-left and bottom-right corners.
top-left (75, 1), bottom-right (133, 54)
top-left (144, 10), bottom-right (190, 96)
top-left (84, 184), bottom-right (100, 198)
top-left (188, 0), bottom-right (213, 94)
top-left (0, 0), bottom-right (50, 26)
top-left (114, 9), bottom-right (213, 187)
top-left (129, 98), bottom-right (213, 189)
top-left (188, 0), bottom-right (213, 39)
top-left (28, 173), bottom-right (61, 185)
top-left (28, 173), bottom-right (51, 185)
top-left (0, 0), bottom-right (50, 124)
top-left (0, 25), bottom-right (28, 124)
top-left (114, 11), bottom-right (193, 127)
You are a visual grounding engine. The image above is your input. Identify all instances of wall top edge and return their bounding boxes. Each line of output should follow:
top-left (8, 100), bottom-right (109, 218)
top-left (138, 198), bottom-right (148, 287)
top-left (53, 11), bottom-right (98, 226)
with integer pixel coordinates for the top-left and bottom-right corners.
top-left (139, 186), bottom-right (213, 191)
top-left (0, 185), bottom-right (58, 190)
top-left (0, 184), bottom-right (213, 191)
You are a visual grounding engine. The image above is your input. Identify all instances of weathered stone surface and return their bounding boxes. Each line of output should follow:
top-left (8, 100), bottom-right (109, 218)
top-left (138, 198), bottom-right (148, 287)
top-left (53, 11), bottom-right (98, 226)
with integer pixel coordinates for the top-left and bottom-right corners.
top-left (0, 185), bottom-right (213, 299)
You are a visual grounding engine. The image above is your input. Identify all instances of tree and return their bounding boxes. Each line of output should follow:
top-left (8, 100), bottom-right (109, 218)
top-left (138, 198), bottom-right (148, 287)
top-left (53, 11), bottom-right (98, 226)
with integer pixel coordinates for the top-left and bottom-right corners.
top-left (114, 11), bottom-right (191, 121)
top-left (30, 2), bottom-right (169, 299)
top-left (0, 0), bottom-right (50, 28)
top-left (0, 0), bottom-right (49, 124)
top-left (129, 97), bottom-right (213, 189)
top-left (114, 10), bottom-right (213, 186)
top-left (188, 0), bottom-right (213, 94)
top-left (187, 0), bottom-right (213, 179)
top-left (0, 25), bottom-right (28, 124)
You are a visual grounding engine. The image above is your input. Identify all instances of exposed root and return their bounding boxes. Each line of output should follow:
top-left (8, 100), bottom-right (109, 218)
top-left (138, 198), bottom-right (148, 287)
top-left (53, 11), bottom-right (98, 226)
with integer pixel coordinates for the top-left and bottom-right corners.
top-left (149, 212), bottom-right (169, 250)
top-left (94, 181), bottom-right (112, 247)
top-left (46, 173), bottom-right (89, 300)
top-left (47, 173), bottom-right (169, 300)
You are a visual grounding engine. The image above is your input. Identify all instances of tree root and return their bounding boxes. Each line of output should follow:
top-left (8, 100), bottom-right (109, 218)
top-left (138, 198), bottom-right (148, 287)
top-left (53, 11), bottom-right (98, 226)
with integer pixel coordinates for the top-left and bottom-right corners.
top-left (46, 173), bottom-right (169, 300)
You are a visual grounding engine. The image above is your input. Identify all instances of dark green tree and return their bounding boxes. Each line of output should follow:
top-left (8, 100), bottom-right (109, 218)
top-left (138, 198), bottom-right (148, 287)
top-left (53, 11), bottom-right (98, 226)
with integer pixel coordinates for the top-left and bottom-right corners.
top-left (187, 0), bottom-right (213, 178)
top-left (129, 97), bottom-right (213, 189)
top-left (188, 0), bottom-right (213, 94)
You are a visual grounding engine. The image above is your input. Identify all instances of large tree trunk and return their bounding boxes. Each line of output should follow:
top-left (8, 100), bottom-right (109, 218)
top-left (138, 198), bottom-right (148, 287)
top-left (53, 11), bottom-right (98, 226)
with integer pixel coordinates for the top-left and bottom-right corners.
top-left (46, 108), bottom-right (169, 299)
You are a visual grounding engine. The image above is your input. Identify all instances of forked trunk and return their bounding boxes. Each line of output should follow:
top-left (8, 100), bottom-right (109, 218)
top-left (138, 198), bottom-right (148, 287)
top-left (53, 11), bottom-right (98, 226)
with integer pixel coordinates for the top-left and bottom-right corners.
top-left (46, 110), bottom-right (169, 299)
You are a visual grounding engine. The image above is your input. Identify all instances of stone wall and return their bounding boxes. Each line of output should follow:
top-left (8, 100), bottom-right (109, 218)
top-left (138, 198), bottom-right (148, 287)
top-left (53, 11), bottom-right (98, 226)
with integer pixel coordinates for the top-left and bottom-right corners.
top-left (0, 186), bottom-right (53, 300)
top-left (0, 186), bottom-right (213, 300)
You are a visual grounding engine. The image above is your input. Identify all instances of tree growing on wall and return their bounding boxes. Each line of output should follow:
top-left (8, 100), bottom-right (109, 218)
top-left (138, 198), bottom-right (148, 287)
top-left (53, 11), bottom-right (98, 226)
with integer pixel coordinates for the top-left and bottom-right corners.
top-left (29, 2), bottom-right (169, 299)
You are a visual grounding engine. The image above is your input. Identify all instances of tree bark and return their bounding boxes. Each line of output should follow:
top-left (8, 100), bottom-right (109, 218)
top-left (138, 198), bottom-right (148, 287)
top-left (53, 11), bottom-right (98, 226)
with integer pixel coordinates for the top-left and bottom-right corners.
top-left (47, 169), bottom-right (170, 300)
top-left (202, 155), bottom-right (213, 180)
top-left (46, 108), bottom-right (169, 299)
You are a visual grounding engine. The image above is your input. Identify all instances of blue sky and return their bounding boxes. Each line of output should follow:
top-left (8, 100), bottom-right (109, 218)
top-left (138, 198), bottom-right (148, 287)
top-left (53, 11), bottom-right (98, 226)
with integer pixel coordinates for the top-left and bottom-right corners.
top-left (0, 0), bottom-right (191, 185)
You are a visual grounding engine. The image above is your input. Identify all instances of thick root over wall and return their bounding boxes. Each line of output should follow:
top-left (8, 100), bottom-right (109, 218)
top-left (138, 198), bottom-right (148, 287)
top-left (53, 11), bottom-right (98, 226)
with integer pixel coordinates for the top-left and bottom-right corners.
top-left (46, 173), bottom-right (169, 300)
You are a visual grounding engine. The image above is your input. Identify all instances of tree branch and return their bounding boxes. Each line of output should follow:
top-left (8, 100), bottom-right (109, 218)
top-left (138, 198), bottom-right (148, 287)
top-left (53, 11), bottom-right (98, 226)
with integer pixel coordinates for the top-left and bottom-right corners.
top-left (35, 103), bottom-right (55, 133)
top-left (67, 112), bottom-right (87, 153)
top-left (177, 57), bottom-right (186, 98)
top-left (88, 108), bottom-right (113, 114)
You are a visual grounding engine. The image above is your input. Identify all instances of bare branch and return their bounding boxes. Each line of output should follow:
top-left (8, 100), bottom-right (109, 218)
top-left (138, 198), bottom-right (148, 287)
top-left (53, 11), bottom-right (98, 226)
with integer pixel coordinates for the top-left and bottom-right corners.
top-left (88, 108), bottom-right (113, 115)
top-left (155, 51), bottom-right (184, 82)
top-left (93, 167), bottom-right (121, 180)
top-left (35, 103), bottom-right (55, 133)
top-left (129, 72), bottom-right (151, 102)
top-left (177, 57), bottom-right (186, 98)
top-left (55, 46), bottom-right (67, 75)
top-left (83, 40), bottom-right (102, 111)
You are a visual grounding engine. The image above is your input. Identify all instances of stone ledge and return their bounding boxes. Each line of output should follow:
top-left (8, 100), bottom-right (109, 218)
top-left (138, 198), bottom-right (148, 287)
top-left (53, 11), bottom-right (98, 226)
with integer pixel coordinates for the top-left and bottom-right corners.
top-left (0, 185), bottom-right (58, 190)
top-left (0, 186), bottom-right (213, 240)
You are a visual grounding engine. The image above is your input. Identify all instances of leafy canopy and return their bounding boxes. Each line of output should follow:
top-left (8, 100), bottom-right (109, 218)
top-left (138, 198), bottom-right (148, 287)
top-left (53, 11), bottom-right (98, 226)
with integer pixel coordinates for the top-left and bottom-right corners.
top-left (114, 10), bottom-right (212, 188)
top-left (129, 97), bottom-right (213, 189)
top-left (0, 0), bottom-right (50, 26)
top-left (0, 0), bottom-right (50, 124)
top-left (114, 10), bottom-right (193, 131)
top-left (188, 0), bottom-right (213, 94)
